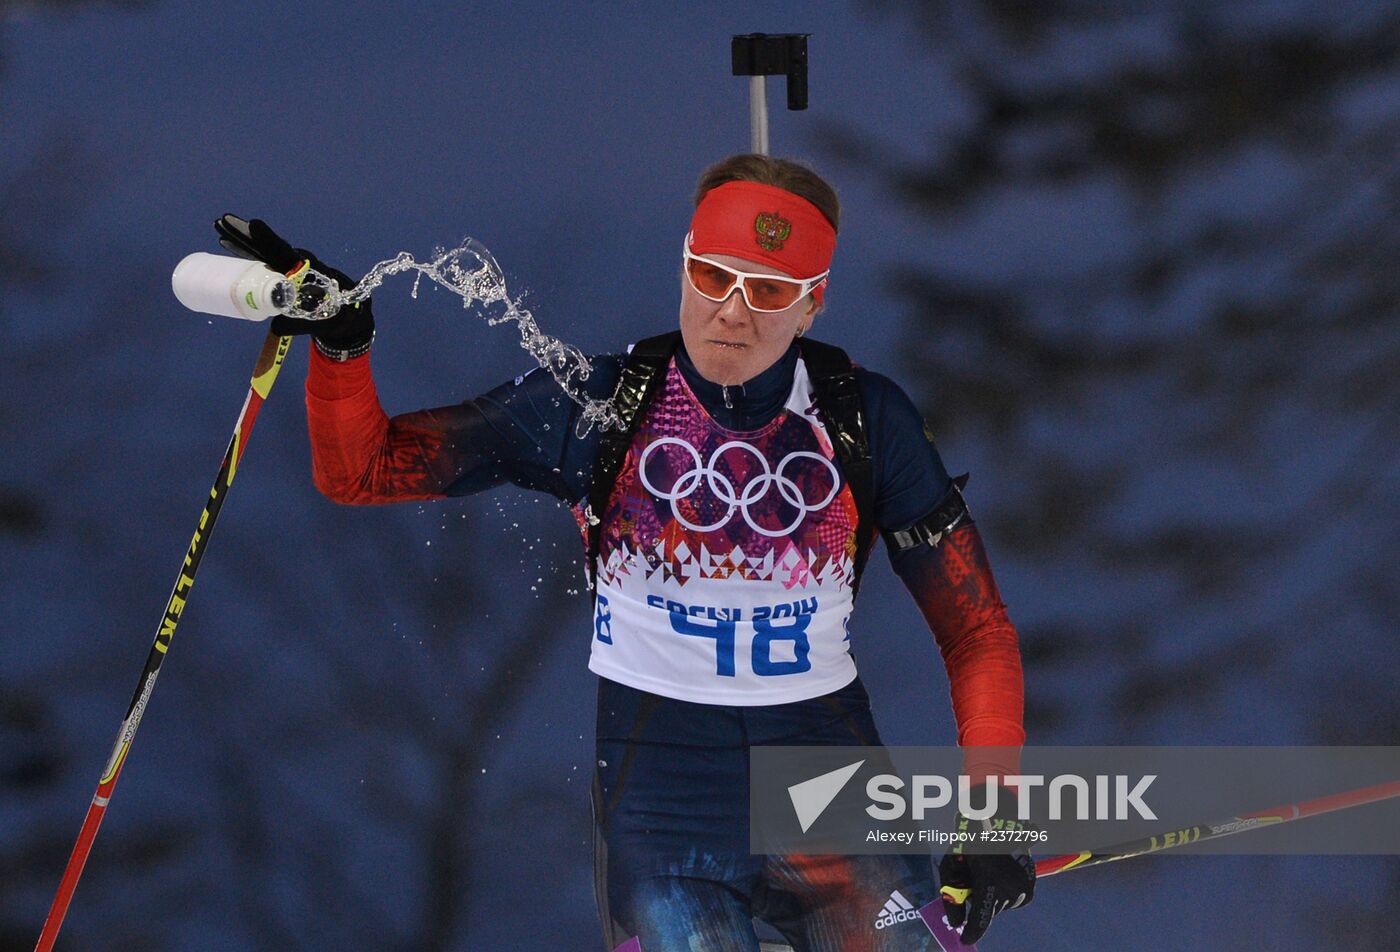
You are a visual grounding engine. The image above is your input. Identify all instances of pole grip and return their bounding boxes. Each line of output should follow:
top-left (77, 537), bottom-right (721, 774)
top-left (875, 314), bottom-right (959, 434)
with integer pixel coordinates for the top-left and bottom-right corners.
top-left (732, 33), bottom-right (810, 153)
top-left (783, 35), bottom-right (808, 110)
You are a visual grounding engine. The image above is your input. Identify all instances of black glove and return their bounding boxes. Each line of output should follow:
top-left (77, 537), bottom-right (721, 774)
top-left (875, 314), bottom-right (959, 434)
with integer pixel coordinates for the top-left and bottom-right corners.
top-left (213, 214), bottom-right (374, 355)
top-left (938, 800), bottom-right (1036, 945)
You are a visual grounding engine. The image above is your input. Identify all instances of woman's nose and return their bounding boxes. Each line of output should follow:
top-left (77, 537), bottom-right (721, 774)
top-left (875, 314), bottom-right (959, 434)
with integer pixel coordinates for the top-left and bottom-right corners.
top-left (716, 285), bottom-right (751, 321)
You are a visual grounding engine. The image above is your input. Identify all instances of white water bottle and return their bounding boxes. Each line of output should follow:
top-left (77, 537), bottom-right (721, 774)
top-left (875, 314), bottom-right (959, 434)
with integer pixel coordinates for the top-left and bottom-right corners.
top-left (171, 252), bottom-right (297, 321)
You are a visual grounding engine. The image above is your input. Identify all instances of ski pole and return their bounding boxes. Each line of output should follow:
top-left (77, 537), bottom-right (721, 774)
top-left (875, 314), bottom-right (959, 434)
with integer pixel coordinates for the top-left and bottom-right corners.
top-left (731, 33), bottom-right (810, 154)
top-left (35, 330), bottom-right (293, 952)
top-left (1031, 776), bottom-right (1400, 879)
top-left (935, 776), bottom-right (1400, 904)
top-left (918, 778), bottom-right (1400, 949)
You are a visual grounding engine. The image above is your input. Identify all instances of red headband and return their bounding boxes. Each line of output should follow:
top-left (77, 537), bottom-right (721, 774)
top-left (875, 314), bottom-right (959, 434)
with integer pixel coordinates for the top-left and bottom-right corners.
top-left (688, 180), bottom-right (836, 304)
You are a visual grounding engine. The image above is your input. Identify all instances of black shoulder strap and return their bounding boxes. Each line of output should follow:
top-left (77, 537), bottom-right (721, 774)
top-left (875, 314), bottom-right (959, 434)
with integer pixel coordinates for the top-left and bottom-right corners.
top-left (797, 337), bottom-right (877, 597)
top-left (586, 331), bottom-right (681, 591)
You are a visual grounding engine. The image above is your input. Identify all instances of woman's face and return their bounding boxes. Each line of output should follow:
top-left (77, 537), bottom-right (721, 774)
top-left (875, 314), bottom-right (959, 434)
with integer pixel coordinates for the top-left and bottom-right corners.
top-left (677, 253), bottom-right (820, 386)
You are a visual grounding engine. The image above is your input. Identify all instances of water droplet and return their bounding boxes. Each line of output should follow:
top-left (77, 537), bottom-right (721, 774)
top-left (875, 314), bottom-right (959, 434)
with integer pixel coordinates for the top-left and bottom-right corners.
top-left (277, 238), bottom-right (624, 429)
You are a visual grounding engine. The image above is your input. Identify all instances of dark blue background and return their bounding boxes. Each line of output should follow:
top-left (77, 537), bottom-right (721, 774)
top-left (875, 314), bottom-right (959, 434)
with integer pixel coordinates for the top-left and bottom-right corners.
top-left (3, 2), bottom-right (1397, 949)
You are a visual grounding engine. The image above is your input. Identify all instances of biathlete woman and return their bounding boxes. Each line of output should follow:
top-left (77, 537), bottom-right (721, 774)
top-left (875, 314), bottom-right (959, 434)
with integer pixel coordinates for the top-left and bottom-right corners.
top-left (214, 154), bottom-right (1033, 951)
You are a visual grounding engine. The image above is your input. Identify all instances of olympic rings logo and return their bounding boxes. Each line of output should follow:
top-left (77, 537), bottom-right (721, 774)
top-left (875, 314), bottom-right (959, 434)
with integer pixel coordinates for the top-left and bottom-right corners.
top-left (637, 437), bottom-right (841, 538)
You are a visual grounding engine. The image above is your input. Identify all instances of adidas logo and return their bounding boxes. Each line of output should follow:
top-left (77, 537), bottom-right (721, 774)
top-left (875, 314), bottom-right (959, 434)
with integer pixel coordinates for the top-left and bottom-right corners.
top-left (873, 890), bottom-right (920, 930)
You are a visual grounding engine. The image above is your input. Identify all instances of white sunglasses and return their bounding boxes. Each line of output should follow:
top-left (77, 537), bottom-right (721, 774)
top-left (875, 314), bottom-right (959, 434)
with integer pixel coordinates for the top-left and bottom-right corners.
top-left (682, 242), bottom-right (828, 313)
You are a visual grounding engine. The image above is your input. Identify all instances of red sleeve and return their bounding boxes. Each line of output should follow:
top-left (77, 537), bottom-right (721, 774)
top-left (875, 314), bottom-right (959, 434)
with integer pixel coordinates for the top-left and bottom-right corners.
top-left (305, 348), bottom-right (459, 504)
top-left (889, 520), bottom-right (1026, 780)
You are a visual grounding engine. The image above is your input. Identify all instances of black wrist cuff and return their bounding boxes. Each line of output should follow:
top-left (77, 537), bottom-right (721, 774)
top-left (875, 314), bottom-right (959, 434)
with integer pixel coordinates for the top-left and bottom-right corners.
top-left (313, 330), bottom-right (374, 362)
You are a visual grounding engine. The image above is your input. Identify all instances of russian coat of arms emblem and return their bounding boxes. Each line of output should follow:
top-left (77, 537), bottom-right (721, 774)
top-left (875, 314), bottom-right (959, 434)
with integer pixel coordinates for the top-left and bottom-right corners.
top-left (753, 212), bottom-right (792, 251)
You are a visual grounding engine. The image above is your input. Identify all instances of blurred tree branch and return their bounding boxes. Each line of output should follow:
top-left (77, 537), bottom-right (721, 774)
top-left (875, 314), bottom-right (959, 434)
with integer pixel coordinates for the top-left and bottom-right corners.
top-left (826, 0), bottom-right (1400, 741)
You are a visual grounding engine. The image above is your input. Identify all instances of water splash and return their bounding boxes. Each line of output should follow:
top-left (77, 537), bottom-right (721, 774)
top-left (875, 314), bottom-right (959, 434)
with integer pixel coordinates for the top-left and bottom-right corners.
top-left (286, 239), bottom-right (622, 431)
